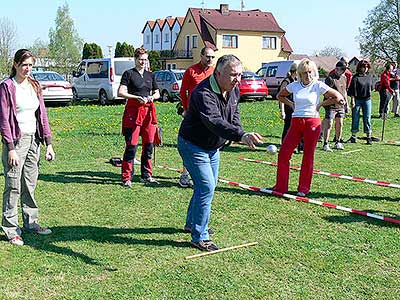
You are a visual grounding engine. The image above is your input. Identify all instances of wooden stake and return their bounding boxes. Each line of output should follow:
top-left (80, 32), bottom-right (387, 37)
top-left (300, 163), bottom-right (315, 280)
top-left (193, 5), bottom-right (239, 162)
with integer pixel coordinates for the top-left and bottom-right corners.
top-left (185, 242), bottom-right (258, 260)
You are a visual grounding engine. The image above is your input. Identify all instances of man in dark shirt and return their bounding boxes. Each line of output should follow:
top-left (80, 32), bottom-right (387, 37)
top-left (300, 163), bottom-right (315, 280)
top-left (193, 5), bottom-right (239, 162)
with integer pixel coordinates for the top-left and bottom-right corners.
top-left (177, 55), bottom-right (262, 252)
top-left (118, 47), bottom-right (160, 187)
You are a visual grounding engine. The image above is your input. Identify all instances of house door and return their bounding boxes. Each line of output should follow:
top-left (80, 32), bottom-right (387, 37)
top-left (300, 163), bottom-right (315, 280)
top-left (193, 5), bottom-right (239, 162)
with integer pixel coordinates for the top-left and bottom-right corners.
top-left (185, 35), bottom-right (190, 58)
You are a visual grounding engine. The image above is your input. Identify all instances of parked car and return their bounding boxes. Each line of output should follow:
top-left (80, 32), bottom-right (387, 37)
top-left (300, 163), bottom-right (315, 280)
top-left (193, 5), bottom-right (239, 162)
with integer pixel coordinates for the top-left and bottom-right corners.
top-left (71, 57), bottom-right (135, 105)
top-left (239, 71), bottom-right (268, 101)
top-left (31, 71), bottom-right (73, 105)
top-left (153, 69), bottom-right (185, 102)
top-left (256, 60), bottom-right (300, 98)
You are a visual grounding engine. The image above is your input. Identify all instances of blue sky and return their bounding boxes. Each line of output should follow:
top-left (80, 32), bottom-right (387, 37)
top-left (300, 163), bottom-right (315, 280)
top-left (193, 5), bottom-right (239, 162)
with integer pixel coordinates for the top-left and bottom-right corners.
top-left (3, 0), bottom-right (380, 59)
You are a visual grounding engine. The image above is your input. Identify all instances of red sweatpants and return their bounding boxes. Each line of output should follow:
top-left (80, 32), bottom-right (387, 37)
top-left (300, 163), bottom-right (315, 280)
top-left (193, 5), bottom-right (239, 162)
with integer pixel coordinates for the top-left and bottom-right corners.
top-left (273, 117), bottom-right (321, 194)
top-left (121, 110), bottom-right (156, 182)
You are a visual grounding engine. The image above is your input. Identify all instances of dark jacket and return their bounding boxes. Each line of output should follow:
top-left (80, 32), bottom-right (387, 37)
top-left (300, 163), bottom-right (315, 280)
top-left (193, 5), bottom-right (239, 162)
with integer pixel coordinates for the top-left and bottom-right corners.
top-left (179, 75), bottom-right (244, 150)
top-left (0, 78), bottom-right (52, 151)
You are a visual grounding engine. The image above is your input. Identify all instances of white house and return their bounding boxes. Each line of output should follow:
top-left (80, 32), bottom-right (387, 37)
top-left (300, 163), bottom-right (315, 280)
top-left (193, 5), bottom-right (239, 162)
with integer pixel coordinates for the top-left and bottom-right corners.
top-left (142, 17), bottom-right (184, 51)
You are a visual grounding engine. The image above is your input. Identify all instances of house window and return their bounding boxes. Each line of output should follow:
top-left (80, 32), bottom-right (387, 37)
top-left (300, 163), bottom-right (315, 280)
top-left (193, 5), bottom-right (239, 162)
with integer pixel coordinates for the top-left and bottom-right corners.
top-left (165, 33), bottom-right (169, 43)
top-left (262, 36), bottom-right (277, 49)
top-left (155, 34), bottom-right (160, 44)
top-left (192, 35), bottom-right (198, 48)
top-left (146, 35), bottom-right (150, 44)
top-left (172, 63), bottom-right (176, 69)
top-left (222, 35), bottom-right (238, 48)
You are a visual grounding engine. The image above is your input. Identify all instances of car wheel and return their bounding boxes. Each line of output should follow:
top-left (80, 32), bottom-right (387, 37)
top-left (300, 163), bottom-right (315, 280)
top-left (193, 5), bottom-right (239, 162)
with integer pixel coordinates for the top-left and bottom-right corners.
top-left (161, 90), bottom-right (170, 102)
top-left (72, 88), bottom-right (79, 102)
top-left (99, 89), bottom-right (110, 105)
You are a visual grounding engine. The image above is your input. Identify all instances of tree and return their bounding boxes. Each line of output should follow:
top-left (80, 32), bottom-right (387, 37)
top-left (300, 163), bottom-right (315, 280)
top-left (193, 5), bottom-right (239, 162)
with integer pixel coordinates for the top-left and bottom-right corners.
top-left (148, 50), bottom-right (161, 71)
top-left (314, 46), bottom-right (345, 58)
top-left (82, 42), bottom-right (103, 59)
top-left (114, 42), bottom-right (134, 57)
top-left (0, 17), bottom-right (17, 77)
top-left (48, 3), bottom-right (83, 77)
top-left (359, 0), bottom-right (400, 63)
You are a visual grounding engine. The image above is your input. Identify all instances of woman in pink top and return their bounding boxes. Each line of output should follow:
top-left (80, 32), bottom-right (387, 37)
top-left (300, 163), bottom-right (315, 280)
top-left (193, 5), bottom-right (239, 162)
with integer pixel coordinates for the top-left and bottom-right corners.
top-left (0, 49), bottom-right (55, 246)
top-left (273, 59), bottom-right (343, 196)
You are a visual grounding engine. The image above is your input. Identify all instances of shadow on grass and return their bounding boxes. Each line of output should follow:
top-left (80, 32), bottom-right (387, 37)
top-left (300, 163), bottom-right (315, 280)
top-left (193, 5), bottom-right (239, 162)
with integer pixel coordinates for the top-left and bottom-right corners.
top-left (25, 226), bottom-right (191, 266)
top-left (39, 171), bottom-right (120, 185)
top-left (310, 191), bottom-right (399, 202)
top-left (323, 210), bottom-right (400, 228)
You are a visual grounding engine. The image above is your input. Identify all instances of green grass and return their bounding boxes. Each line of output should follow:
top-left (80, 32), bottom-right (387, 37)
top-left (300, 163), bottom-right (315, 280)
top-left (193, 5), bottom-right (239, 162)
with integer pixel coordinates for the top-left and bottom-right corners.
top-left (0, 93), bottom-right (399, 300)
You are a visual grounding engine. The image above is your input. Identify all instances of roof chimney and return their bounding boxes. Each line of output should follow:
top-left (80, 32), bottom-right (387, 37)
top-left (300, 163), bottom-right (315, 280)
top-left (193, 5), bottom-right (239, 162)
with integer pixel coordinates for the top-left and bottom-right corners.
top-left (220, 4), bottom-right (229, 15)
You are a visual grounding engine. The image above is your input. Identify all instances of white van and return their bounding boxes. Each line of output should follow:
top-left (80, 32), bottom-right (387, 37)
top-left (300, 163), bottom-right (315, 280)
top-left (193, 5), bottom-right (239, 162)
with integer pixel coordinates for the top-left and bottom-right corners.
top-left (255, 60), bottom-right (300, 98)
top-left (72, 57), bottom-right (135, 105)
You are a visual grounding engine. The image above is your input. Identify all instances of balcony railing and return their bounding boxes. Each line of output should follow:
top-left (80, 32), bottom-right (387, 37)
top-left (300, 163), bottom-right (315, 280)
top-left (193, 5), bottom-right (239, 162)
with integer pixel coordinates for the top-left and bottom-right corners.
top-left (160, 49), bottom-right (193, 59)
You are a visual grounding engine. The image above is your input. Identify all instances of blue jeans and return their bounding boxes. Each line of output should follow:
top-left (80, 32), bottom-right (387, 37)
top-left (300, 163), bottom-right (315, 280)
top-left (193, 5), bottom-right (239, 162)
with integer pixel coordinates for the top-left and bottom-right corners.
top-left (177, 135), bottom-right (219, 242)
top-left (351, 98), bottom-right (372, 135)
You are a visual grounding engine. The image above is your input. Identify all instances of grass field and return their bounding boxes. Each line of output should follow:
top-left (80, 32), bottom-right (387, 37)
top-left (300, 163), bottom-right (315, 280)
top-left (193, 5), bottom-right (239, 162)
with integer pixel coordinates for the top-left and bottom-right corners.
top-left (0, 93), bottom-right (399, 300)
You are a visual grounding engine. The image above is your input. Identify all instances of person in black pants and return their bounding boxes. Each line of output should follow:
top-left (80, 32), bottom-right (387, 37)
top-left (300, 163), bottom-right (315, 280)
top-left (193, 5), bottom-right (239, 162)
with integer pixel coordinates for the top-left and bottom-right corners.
top-left (278, 63), bottom-right (303, 152)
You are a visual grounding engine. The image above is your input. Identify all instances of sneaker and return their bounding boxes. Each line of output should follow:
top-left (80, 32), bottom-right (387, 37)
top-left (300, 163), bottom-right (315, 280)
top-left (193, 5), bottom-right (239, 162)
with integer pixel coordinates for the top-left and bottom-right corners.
top-left (371, 136), bottom-right (380, 142)
top-left (33, 226), bottom-right (52, 235)
top-left (122, 180), bottom-right (132, 188)
top-left (346, 136), bottom-right (356, 143)
top-left (140, 177), bottom-right (159, 184)
top-left (323, 143), bottom-right (332, 152)
top-left (296, 192), bottom-right (306, 197)
top-left (178, 174), bottom-right (192, 188)
top-left (183, 226), bottom-right (215, 235)
top-left (133, 158), bottom-right (140, 165)
top-left (9, 235), bottom-right (24, 246)
top-left (335, 142), bottom-right (344, 150)
top-left (366, 137), bottom-right (372, 145)
top-left (191, 240), bottom-right (219, 252)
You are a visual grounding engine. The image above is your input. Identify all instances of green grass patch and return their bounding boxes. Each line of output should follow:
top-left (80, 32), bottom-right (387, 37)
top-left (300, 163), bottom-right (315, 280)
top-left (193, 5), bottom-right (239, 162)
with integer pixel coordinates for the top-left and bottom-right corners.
top-left (0, 94), bottom-right (399, 300)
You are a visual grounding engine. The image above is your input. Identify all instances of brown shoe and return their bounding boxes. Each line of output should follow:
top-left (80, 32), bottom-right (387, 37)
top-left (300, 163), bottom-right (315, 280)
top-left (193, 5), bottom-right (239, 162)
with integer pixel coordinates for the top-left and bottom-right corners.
top-left (191, 240), bottom-right (219, 252)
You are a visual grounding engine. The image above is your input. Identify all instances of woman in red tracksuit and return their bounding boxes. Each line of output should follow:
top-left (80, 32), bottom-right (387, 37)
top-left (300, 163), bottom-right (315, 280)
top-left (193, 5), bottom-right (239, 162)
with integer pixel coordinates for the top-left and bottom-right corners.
top-left (117, 48), bottom-right (160, 187)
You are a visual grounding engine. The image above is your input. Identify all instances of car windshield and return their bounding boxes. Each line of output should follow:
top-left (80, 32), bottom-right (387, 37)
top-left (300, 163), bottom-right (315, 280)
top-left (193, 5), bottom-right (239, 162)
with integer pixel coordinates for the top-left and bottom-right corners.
top-left (115, 61), bottom-right (135, 75)
top-left (174, 72), bottom-right (185, 81)
top-left (33, 72), bottom-right (64, 81)
top-left (242, 72), bottom-right (262, 80)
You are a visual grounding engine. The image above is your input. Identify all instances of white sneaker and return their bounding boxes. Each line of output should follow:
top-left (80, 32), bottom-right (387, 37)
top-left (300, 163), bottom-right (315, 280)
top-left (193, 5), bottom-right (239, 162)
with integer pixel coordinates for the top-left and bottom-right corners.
top-left (140, 176), bottom-right (159, 184)
top-left (9, 235), bottom-right (24, 246)
top-left (323, 144), bottom-right (333, 152)
top-left (122, 180), bottom-right (132, 188)
top-left (178, 174), bottom-right (192, 188)
top-left (134, 158), bottom-right (140, 165)
top-left (296, 192), bottom-right (306, 197)
top-left (33, 226), bottom-right (52, 235)
top-left (335, 142), bottom-right (344, 150)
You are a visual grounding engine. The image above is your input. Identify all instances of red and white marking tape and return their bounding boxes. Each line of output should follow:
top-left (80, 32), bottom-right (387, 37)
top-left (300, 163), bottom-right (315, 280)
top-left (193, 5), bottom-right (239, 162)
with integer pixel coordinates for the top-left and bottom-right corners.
top-left (238, 157), bottom-right (400, 189)
top-left (158, 165), bottom-right (400, 225)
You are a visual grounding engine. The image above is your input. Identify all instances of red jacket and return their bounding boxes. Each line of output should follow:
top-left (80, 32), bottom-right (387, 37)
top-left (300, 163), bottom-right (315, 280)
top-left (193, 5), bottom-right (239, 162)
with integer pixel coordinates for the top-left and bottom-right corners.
top-left (180, 62), bottom-right (214, 111)
top-left (122, 99), bottom-right (157, 134)
top-left (380, 70), bottom-right (394, 94)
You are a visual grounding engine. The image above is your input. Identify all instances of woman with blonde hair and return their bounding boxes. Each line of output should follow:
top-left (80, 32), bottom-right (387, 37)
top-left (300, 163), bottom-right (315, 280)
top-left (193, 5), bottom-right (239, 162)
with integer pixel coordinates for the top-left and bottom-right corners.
top-left (273, 59), bottom-right (344, 196)
top-left (0, 49), bottom-right (55, 246)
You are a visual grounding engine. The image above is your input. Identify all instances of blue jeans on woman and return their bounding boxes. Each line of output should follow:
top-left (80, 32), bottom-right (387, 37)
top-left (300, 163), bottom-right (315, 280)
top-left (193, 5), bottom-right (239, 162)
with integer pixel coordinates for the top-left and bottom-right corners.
top-left (351, 98), bottom-right (372, 135)
top-left (177, 135), bottom-right (219, 243)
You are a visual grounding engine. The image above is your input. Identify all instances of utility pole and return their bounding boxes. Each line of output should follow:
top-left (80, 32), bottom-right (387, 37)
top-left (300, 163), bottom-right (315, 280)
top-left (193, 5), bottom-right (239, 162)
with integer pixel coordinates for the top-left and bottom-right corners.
top-left (241, 0), bottom-right (245, 11)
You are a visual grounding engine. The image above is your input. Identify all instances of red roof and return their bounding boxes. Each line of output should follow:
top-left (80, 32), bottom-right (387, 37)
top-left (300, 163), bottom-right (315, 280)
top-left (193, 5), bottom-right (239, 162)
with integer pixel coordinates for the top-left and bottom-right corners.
top-left (281, 36), bottom-right (293, 53)
top-left (141, 20), bottom-right (156, 33)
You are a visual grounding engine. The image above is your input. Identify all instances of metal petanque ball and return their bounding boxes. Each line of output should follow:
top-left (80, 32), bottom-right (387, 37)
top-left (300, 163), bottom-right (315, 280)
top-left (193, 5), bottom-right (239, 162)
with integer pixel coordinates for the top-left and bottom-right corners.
top-left (266, 144), bottom-right (278, 155)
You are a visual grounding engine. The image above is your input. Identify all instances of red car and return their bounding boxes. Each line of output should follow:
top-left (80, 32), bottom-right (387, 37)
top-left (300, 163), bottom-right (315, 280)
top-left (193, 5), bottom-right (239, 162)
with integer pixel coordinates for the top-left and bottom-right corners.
top-left (239, 71), bottom-right (269, 101)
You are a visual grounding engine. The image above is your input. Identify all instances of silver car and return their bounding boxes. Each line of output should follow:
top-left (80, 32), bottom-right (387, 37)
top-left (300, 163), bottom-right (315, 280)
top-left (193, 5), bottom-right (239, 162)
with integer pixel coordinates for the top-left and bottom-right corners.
top-left (32, 71), bottom-right (73, 105)
top-left (153, 69), bottom-right (185, 102)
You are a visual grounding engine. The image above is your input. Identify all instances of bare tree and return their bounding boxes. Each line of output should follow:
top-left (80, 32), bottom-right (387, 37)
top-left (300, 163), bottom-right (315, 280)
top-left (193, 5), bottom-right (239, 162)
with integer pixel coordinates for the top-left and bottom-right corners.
top-left (313, 46), bottom-right (345, 58)
top-left (0, 17), bottom-right (17, 77)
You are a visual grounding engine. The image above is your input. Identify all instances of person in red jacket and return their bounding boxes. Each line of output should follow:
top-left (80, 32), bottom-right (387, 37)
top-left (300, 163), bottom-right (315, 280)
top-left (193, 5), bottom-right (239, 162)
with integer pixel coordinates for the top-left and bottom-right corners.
top-left (379, 63), bottom-right (394, 118)
top-left (118, 47), bottom-right (160, 187)
top-left (178, 47), bottom-right (215, 188)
